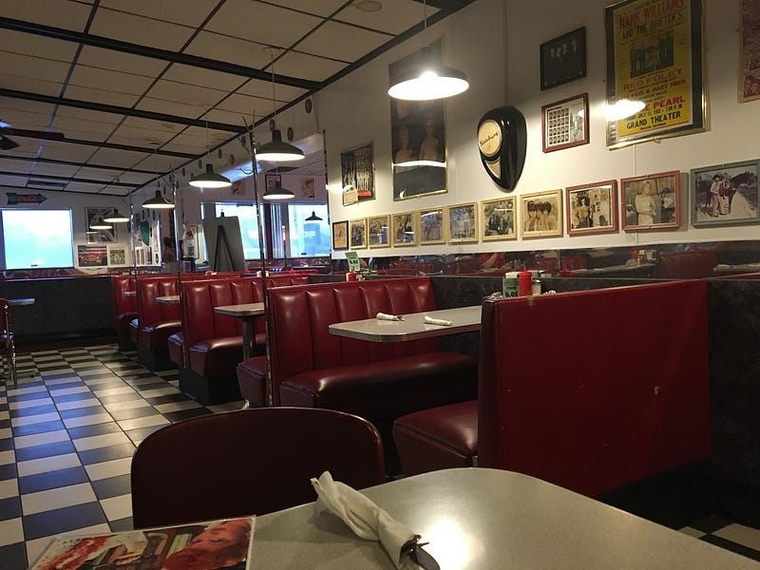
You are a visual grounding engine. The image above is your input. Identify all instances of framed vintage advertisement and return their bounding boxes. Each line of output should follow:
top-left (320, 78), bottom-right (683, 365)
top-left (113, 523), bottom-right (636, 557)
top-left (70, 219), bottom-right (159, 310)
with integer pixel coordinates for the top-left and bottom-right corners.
top-left (391, 211), bottom-right (418, 246)
top-left (85, 207), bottom-right (118, 243)
top-left (740, 0), bottom-right (760, 102)
top-left (540, 27), bottom-right (587, 90)
top-left (331, 220), bottom-right (349, 251)
top-left (541, 93), bottom-right (589, 152)
top-left (481, 197), bottom-right (517, 241)
top-left (390, 40), bottom-right (447, 201)
top-left (418, 207), bottom-right (446, 245)
top-left (264, 173), bottom-right (280, 192)
top-left (519, 189), bottom-right (563, 239)
top-left (690, 160), bottom-right (760, 228)
top-left (349, 218), bottom-right (367, 249)
top-left (340, 142), bottom-right (375, 201)
top-left (367, 215), bottom-right (390, 248)
top-left (447, 202), bottom-right (478, 244)
top-left (108, 245), bottom-right (128, 266)
top-left (621, 170), bottom-right (681, 231)
top-left (566, 180), bottom-right (618, 236)
top-left (604, 0), bottom-right (705, 148)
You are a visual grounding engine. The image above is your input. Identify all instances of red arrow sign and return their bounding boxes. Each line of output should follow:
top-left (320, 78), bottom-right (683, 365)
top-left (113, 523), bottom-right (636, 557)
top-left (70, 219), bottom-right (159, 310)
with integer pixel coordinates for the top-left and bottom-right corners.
top-left (6, 192), bottom-right (47, 205)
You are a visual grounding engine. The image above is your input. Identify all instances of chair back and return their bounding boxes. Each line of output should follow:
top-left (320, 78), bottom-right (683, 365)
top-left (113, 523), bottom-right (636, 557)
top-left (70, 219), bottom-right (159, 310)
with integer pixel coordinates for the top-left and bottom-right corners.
top-left (131, 407), bottom-right (386, 529)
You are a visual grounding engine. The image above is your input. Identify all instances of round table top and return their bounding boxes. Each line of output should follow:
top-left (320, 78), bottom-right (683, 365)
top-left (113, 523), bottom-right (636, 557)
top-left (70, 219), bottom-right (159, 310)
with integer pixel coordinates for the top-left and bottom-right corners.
top-left (9, 297), bottom-right (35, 306)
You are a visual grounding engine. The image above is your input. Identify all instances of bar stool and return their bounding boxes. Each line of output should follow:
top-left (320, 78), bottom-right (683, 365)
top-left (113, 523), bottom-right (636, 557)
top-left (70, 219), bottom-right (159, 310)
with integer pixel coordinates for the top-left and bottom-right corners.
top-left (0, 298), bottom-right (17, 386)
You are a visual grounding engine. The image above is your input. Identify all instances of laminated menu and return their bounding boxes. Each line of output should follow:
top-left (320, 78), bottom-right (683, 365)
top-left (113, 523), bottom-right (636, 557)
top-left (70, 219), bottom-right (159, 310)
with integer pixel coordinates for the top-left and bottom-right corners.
top-left (28, 516), bottom-right (255, 570)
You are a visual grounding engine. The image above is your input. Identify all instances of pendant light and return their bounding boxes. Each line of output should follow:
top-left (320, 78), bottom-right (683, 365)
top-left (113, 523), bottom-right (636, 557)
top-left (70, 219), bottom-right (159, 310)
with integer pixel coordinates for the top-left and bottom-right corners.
top-left (143, 187), bottom-right (175, 210)
top-left (305, 211), bottom-right (323, 221)
top-left (388, 0), bottom-right (469, 101)
top-left (90, 216), bottom-right (112, 230)
top-left (104, 210), bottom-right (130, 223)
top-left (190, 113), bottom-right (232, 188)
top-left (257, 49), bottom-right (304, 162)
top-left (262, 172), bottom-right (295, 200)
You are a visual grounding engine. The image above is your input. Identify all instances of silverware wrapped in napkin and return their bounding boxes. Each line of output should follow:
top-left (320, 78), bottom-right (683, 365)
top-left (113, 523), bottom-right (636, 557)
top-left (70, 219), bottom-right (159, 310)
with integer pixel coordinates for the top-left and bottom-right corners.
top-left (377, 312), bottom-right (404, 321)
top-left (311, 471), bottom-right (437, 569)
top-left (423, 316), bottom-right (453, 326)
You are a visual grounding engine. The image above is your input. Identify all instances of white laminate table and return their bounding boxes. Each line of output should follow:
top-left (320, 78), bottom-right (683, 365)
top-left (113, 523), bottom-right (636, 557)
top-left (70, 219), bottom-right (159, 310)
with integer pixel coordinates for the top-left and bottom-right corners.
top-left (156, 295), bottom-right (180, 304)
top-left (251, 467), bottom-right (760, 569)
top-left (328, 305), bottom-right (481, 343)
top-left (214, 302), bottom-right (265, 360)
top-left (123, 290), bottom-right (136, 297)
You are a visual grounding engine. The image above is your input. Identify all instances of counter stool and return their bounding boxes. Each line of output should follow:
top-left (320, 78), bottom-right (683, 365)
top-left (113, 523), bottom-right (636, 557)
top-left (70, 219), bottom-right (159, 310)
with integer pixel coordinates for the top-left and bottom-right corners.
top-left (0, 299), bottom-right (18, 386)
top-left (392, 400), bottom-right (478, 476)
top-left (236, 355), bottom-right (268, 408)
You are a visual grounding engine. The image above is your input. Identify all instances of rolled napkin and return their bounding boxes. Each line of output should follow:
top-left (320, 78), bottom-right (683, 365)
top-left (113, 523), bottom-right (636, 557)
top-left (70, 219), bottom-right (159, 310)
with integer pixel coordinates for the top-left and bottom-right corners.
top-left (311, 471), bottom-right (417, 568)
top-left (423, 315), bottom-right (453, 326)
top-left (376, 312), bottom-right (403, 321)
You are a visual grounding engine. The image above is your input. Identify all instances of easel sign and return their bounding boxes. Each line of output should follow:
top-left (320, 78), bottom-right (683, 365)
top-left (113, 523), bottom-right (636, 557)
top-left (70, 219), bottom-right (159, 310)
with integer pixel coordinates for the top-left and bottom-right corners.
top-left (345, 251), bottom-right (361, 273)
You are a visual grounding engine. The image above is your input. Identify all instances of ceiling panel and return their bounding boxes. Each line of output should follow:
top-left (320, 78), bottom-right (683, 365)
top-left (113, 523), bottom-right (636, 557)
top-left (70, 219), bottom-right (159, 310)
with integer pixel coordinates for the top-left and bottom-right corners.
top-left (64, 181), bottom-right (109, 193)
top-left (0, 159), bottom-right (33, 174)
top-left (235, 78), bottom-right (306, 103)
top-left (0, 108), bottom-right (54, 130)
top-left (0, 31), bottom-right (78, 62)
top-left (184, 32), bottom-right (271, 70)
top-left (0, 99), bottom-right (57, 115)
top-left (272, 0), bottom-right (347, 17)
top-left (39, 141), bottom-right (98, 162)
top-left (29, 163), bottom-right (80, 177)
top-left (89, 8), bottom-right (196, 52)
top-left (296, 21), bottom-right (390, 62)
top-left (216, 93), bottom-right (274, 116)
top-left (76, 46), bottom-right (169, 77)
top-left (0, 174), bottom-right (30, 187)
top-left (75, 167), bottom-right (123, 181)
top-left (99, 0), bottom-right (220, 28)
top-left (161, 64), bottom-right (248, 93)
top-left (274, 51), bottom-right (347, 82)
top-left (62, 85), bottom-right (141, 108)
top-left (0, 138), bottom-right (42, 158)
top-left (68, 65), bottom-right (157, 96)
top-left (144, 79), bottom-right (229, 109)
top-left (52, 116), bottom-right (119, 137)
top-left (0, 74), bottom-right (64, 97)
top-left (1, 0), bottom-right (92, 31)
top-left (54, 107), bottom-right (124, 125)
top-left (335, 0), bottom-right (435, 35)
top-left (0, 52), bottom-right (73, 84)
top-left (132, 154), bottom-right (178, 173)
top-left (87, 148), bottom-right (149, 168)
top-left (136, 97), bottom-right (207, 120)
top-left (111, 171), bottom-right (155, 184)
top-left (108, 126), bottom-right (176, 147)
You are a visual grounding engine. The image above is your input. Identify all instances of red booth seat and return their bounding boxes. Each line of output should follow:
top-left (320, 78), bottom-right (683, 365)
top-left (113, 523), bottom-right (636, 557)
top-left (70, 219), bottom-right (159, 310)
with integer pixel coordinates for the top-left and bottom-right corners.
top-left (111, 275), bottom-right (136, 352)
top-left (134, 275), bottom-right (181, 370)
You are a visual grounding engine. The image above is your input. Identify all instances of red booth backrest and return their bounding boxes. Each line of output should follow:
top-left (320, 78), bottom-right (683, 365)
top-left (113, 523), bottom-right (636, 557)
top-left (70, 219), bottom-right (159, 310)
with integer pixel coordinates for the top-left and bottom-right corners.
top-left (478, 279), bottom-right (710, 497)
top-left (136, 276), bottom-right (180, 326)
top-left (111, 276), bottom-right (136, 320)
top-left (267, 278), bottom-right (440, 398)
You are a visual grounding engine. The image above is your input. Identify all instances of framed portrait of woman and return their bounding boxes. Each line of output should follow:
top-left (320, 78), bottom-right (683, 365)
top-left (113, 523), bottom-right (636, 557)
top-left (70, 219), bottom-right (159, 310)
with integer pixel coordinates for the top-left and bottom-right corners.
top-left (621, 171), bottom-right (681, 231)
top-left (331, 220), bottom-right (349, 251)
top-left (519, 189), bottom-right (563, 239)
top-left (566, 180), bottom-right (618, 236)
top-left (367, 215), bottom-right (390, 248)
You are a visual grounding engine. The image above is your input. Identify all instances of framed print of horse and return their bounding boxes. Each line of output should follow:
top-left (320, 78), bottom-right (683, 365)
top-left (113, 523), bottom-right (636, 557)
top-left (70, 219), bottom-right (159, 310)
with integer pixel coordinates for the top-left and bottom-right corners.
top-left (691, 160), bottom-right (760, 227)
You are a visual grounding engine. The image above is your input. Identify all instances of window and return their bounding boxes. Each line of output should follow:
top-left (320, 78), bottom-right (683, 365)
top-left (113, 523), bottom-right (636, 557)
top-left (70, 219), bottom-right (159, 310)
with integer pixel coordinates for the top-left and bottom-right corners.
top-left (286, 205), bottom-right (331, 257)
top-left (211, 202), bottom-right (264, 260)
top-left (1, 209), bottom-right (74, 269)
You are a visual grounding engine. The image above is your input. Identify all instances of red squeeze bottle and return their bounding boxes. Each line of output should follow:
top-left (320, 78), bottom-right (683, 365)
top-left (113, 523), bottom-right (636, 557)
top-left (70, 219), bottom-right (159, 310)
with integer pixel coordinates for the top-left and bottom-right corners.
top-left (518, 271), bottom-right (532, 296)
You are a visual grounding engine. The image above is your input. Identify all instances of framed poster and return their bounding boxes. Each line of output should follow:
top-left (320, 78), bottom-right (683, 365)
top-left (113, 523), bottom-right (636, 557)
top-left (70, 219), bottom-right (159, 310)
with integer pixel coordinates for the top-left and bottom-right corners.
top-left (566, 180), bottom-right (618, 236)
top-left (349, 218), bottom-right (367, 249)
top-left (418, 207), bottom-right (445, 245)
top-left (690, 160), bottom-right (760, 227)
top-left (85, 207), bottom-right (118, 243)
top-left (621, 170), bottom-right (681, 231)
top-left (520, 189), bottom-right (563, 239)
top-left (367, 215), bottom-right (390, 248)
top-left (265, 174), bottom-right (280, 192)
top-left (331, 220), bottom-right (349, 251)
top-left (108, 246), bottom-right (128, 266)
top-left (391, 211), bottom-right (418, 246)
top-left (77, 244), bottom-right (108, 267)
top-left (389, 40), bottom-right (447, 201)
top-left (740, 0), bottom-right (760, 102)
top-left (340, 143), bottom-right (375, 201)
top-left (540, 27), bottom-right (587, 90)
top-left (604, 0), bottom-right (705, 148)
top-left (541, 93), bottom-right (589, 152)
top-left (447, 202), bottom-right (478, 244)
top-left (481, 197), bottom-right (516, 241)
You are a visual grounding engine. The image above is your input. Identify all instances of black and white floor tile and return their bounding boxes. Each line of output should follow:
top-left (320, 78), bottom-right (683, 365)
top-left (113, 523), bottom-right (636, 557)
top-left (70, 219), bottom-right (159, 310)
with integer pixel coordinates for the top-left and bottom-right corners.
top-left (2, 345), bottom-right (760, 568)
top-left (0, 344), bottom-right (242, 569)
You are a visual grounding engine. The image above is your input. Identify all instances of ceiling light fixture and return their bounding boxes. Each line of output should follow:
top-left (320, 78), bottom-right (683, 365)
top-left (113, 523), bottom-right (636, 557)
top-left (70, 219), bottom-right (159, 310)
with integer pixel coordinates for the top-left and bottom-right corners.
top-left (190, 113), bottom-right (232, 188)
top-left (103, 210), bottom-right (130, 223)
top-left (257, 49), bottom-right (304, 162)
top-left (388, 0), bottom-right (469, 101)
top-left (305, 211), bottom-right (323, 221)
top-left (142, 189), bottom-right (175, 210)
top-left (262, 173), bottom-right (296, 201)
top-left (90, 217), bottom-right (112, 230)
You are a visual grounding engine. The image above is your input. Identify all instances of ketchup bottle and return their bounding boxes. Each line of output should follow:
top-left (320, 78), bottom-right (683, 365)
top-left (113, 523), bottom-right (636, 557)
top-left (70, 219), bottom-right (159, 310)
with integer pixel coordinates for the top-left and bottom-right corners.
top-left (518, 270), bottom-right (532, 296)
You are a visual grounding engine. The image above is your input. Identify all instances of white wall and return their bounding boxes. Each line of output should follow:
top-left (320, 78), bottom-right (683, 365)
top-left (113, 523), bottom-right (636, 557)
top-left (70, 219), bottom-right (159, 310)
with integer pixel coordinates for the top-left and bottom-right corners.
top-left (319, 0), bottom-right (760, 259)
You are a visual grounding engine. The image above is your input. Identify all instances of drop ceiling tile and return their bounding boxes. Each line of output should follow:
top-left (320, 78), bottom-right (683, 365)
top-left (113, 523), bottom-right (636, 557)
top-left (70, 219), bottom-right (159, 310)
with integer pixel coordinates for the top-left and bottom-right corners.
top-left (335, 0), bottom-right (435, 35)
top-left (273, 0), bottom-right (347, 17)
top-left (89, 8), bottom-right (195, 52)
top-left (87, 149), bottom-right (148, 169)
top-left (296, 20), bottom-right (390, 62)
top-left (0, 174), bottom-right (29, 187)
top-left (55, 107), bottom-right (124, 125)
top-left (108, 125), bottom-right (176, 147)
top-left (176, 126), bottom-right (232, 146)
top-left (184, 32), bottom-right (270, 70)
top-left (99, 0), bottom-right (220, 27)
top-left (111, 171), bottom-right (155, 184)
top-left (29, 163), bottom-right (80, 178)
top-left (63, 85), bottom-right (141, 108)
top-left (120, 116), bottom-right (186, 135)
top-left (76, 46), bottom-right (169, 78)
top-left (273, 51), bottom-right (347, 82)
top-left (0, 159), bottom-right (33, 174)
top-left (235, 78), bottom-right (306, 103)
top-left (0, 139), bottom-right (42, 157)
top-left (0, 31), bottom-right (78, 63)
top-left (136, 97), bottom-right (204, 119)
top-left (144, 79), bottom-right (228, 108)
top-left (161, 64), bottom-right (248, 93)
top-left (39, 141), bottom-right (98, 162)
top-left (68, 65), bottom-right (156, 96)
top-left (0, 74), bottom-right (64, 97)
top-left (0, 99), bottom-right (56, 115)
top-left (132, 154), bottom-right (178, 173)
top-left (158, 141), bottom-right (209, 155)
top-left (206, 0), bottom-right (322, 48)
top-left (203, 107), bottom-right (252, 127)
top-left (52, 116), bottom-right (118, 137)
top-left (0, 52), bottom-right (72, 83)
top-left (1, 0), bottom-right (92, 31)
top-left (216, 93), bottom-right (273, 116)
top-left (0, 108), bottom-right (53, 130)
top-left (75, 167), bottom-right (123, 182)
top-left (64, 181), bottom-right (109, 193)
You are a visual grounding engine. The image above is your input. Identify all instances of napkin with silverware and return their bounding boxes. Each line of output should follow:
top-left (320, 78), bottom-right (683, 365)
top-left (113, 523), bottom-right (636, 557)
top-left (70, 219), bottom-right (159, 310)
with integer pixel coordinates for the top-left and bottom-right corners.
top-left (376, 312), bottom-right (404, 321)
top-left (423, 316), bottom-right (453, 326)
top-left (311, 471), bottom-right (421, 568)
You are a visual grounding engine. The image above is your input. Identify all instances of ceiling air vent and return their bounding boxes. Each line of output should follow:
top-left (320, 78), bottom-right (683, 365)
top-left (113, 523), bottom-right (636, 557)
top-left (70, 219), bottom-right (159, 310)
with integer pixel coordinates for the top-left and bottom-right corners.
top-left (27, 179), bottom-right (66, 191)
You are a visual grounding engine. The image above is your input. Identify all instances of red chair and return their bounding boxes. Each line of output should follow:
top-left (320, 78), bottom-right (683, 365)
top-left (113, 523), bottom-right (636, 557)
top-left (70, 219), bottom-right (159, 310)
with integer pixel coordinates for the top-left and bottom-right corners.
top-left (0, 299), bottom-right (17, 386)
top-left (131, 407), bottom-right (386, 528)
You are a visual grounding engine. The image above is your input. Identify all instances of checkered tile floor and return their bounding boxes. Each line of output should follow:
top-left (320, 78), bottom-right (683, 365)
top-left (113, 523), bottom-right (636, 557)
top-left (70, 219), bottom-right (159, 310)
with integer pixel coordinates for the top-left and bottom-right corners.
top-left (0, 344), bottom-right (243, 569)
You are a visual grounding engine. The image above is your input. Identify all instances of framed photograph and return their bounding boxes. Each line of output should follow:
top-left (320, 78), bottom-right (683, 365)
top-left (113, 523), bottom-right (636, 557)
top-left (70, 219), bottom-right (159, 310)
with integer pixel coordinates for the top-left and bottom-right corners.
top-left (690, 160), bottom-right (760, 228)
top-left (85, 207), bottom-right (118, 243)
top-left (331, 220), bottom-right (349, 251)
top-left (481, 197), bottom-right (516, 241)
top-left (447, 202), bottom-right (478, 244)
top-left (541, 93), bottom-right (589, 152)
top-left (77, 244), bottom-right (108, 267)
top-left (540, 27), bottom-right (587, 90)
top-left (340, 142), bottom-right (375, 201)
top-left (740, 0), bottom-right (760, 103)
top-left (349, 218), bottom-right (367, 249)
top-left (418, 207), bottom-right (446, 245)
top-left (621, 171), bottom-right (681, 231)
top-left (604, 0), bottom-right (705, 148)
top-left (264, 173), bottom-right (280, 192)
top-left (566, 180), bottom-right (618, 236)
top-left (520, 189), bottom-right (563, 239)
top-left (390, 40), bottom-right (447, 201)
top-left (391, 211), bottom-right (418, 246)
top-left (367, 215), bottom-right (390, 248)
top-left (108, 245), bottom-right (128, 266)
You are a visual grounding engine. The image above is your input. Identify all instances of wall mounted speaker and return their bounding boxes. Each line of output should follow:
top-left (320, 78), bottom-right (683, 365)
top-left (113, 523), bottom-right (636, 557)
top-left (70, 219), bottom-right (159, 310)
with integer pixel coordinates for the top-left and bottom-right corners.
top-left (477, 106), bottom-right (527, 192)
